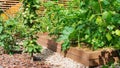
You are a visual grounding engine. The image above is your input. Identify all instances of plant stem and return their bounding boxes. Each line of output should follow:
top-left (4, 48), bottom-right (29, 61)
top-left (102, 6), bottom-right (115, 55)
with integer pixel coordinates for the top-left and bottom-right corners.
top-left (98, 0), bottom-right (106, 24)
top-left (92, 44), bottom-right (94, 51)
top-left (30, 52), bottom-right (33, 60)
top-left (78, 32), bottom-right (81, 48)
top-left (98, 0), bottom-right (102, 13)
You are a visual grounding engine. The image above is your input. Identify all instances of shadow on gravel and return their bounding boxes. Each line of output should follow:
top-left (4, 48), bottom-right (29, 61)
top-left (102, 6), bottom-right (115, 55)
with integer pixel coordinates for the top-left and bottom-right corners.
top-left (37, 38), bottom-right (58, 60)
top-left (35, 48), bottom-right (54, 61)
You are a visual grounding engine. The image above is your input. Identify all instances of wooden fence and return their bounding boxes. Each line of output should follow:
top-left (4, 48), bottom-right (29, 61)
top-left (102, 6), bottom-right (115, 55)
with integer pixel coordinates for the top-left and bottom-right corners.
top-left (0, 0), bottom-right (21, 20)
top-left (0, 0), bottom-right (70, 20)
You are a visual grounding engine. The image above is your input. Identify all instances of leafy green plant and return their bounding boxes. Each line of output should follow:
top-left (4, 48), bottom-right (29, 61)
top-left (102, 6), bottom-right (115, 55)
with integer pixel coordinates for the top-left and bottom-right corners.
top-left (0, 16), bottom-right (25, 54)
top-left (22, 0), bottom-right (42, 58)
top-left (23, 40), bottom-right (42, 57)
top-left (40, 0), bottom-right (120, 51)
top-left (102, 61), bottom-right (120, 68)
top-left (58, 26), bottom-right (74, 51)
top-left (0, 0), bottom-right (42, 56)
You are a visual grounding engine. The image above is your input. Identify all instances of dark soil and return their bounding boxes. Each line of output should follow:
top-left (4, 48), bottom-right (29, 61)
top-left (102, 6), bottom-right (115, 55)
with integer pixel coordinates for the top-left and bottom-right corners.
top-left (0, 53), bottom-right (52, 68)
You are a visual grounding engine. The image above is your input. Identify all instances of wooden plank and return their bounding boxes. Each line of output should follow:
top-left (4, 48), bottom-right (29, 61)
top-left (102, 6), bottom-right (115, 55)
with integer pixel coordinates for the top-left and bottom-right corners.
top-left (0, 0), bottom-right (20, 11)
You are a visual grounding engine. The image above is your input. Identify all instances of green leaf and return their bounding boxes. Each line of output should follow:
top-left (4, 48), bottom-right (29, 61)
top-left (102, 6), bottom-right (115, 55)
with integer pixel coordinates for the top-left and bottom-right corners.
top-left (33, 0), bottom-right (40, 4)
top-left (117, 0), bottom-right (120, 2)
top-left (102, 11), bottom-right (112, 22)
top-left (62, 27), bottom-right (74, 35)
top-left (118, 20), bottom-right (120, 24)
top-left (58, 26), bottom-right (74, 41)
top-left (62, 40), bottom-right (70, 51)
top-left (115, 29), bottom-right (120, 36)
top-left (0, 26), bottom-right (3, 33)
top-left (58, 35), bottom-right (68, 41)
top-left (33, 5), bottom-right (40, 9)
top-left (44, 1), bottom-right (54, 7)
top-left (106, 33), bottom-right (112, 41)
top-left (103, 0), bottom-right (110, 5)
top-left (0, 35), bottom-right (8, 40)
top-left (89, 14), bottom-right (95, 21)
top-left (0, 42), bottom-right (4, 46)
top-left (107, 25), bottom-right (115, 30)
top-left (96, 16), bottom-right (103, 26)
top-left (28, 47), bottom-right (33, 53)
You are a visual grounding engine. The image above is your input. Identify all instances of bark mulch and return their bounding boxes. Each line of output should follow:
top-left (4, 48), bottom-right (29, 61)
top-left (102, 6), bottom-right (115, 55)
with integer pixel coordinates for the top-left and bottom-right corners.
top-left (0, 53), bottom-right (52, 68)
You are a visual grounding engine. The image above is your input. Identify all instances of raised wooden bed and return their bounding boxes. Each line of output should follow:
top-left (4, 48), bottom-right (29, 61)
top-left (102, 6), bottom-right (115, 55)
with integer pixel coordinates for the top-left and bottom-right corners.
top-left (37, 33), bottom-right (62, 53)
top-left (37, 33), bottom-right (120, 67)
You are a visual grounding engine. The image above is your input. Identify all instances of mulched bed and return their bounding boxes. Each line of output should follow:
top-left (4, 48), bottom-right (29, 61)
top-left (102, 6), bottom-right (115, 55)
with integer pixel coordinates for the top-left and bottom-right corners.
top-left (0, 53), bottom-right (52, 68)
